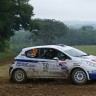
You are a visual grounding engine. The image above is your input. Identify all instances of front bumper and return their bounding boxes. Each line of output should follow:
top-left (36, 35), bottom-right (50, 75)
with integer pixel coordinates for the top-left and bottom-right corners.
top-left (9, 67), bottom-right (13, 76)
top-left (89, 73), bottom-right (96, 80)
top-left (88, 70), bottom-right (96, 80)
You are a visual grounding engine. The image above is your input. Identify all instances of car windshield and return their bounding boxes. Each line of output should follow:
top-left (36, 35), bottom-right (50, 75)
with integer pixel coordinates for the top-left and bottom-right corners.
top-left (64, 48), bottom-right (88, 57)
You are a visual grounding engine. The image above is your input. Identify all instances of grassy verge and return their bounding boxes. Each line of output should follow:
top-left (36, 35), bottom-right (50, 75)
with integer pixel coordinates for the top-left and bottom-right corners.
top-left (0, 52), bottom-right (16, 59)
top-left (0, 64), bottom-right (10, 77)
top-left (0, 52), bottom-right (16, 67)
top-left (0, 52), bottom-right (15, 81)
top-left (74, 45), bottom-right (96, 55)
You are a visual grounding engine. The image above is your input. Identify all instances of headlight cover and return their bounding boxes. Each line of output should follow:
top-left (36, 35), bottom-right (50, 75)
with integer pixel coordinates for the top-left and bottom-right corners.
top-left (82, 60), bottom-right (96, 67)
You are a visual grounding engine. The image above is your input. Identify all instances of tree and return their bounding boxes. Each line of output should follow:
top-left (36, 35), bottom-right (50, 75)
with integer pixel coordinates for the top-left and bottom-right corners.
top-left (81, 26), bottom-right (94, 31)
top-left (0, 0), bottom-right (34, 51)
top-left (31, 19), bottom-right (69, 45)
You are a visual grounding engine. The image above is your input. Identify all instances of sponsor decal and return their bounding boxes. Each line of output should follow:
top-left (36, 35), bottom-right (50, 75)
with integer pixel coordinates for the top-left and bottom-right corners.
top-left (27, 63), bottom-right (36, 67)
top-left (59, 61), bottom-right (69, 73)
top-left (73, 62), bottom-right (80, 66)
top-left (16, 62), bottom-right (26, 66)
top-left (16, 61), bottom-right (35, 67)
top-left (59, 61), bottom-right (67, 65)
top-left (16, 59), bottom-right (49, 70)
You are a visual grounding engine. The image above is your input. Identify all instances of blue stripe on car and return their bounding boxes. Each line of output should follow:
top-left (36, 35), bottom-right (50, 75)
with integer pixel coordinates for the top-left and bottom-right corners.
top-left (15, 59), bottom-right (46, 63)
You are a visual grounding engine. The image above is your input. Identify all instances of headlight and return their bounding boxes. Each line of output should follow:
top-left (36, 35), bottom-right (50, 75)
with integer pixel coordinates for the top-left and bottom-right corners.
top-left (82, 61), bottom-right (96, 67)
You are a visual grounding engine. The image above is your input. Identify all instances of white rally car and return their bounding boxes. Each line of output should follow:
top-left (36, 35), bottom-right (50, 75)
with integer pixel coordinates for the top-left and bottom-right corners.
top-left (9, 44), bottom-right (96, 84)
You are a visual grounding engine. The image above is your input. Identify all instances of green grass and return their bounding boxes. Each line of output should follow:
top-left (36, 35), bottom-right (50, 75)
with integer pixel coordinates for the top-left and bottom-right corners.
top-left (0, 52), bottom-right (15, 80)
top-left (0, 64), bottom-right (10, 77)
top-left (0, 52), bottom-right (16, 59)
top-left (74, 45), bottom-right (96, 55)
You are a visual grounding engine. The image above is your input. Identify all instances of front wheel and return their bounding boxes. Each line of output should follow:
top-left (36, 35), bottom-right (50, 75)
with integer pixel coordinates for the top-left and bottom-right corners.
top-left (12, 69), bottom-right (27, 83)
top-left (71, 68), bottom-right (88, 85)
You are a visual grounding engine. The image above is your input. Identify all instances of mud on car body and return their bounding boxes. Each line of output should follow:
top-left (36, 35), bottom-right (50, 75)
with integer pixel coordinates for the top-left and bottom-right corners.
top-left (9, 44), bottom-right (96, 85)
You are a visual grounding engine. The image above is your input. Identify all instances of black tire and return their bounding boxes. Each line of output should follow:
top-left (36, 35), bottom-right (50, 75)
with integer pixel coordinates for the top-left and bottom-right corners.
top-left (71, 68), bottom-right (88, 85)
top-left (12, 69), bottom-right (27, 83)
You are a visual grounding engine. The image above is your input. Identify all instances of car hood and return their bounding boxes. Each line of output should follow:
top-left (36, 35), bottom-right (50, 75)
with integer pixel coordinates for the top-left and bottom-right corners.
top-left (73, 55), bottom-right (96, 62)
top-left (85, 55), bottom-right (96, 62)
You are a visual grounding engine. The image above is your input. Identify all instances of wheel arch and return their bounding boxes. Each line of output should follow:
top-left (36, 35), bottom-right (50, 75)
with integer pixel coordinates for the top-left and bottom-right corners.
top-left (11, 68), bottom-right (28, 83)
top-left (70, 67), bottom-right (89, 80)
top-left (11, 68), bottom-right (27, 78)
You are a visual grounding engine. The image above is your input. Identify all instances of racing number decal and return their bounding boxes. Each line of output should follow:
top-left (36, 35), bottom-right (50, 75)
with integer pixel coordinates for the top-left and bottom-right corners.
top-left (43, 63), bottom-right (49, 72)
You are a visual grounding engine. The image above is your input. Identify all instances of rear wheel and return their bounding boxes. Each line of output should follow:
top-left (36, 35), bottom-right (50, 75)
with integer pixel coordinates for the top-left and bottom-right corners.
top-left (12, 69), bottom-right (27, 83)
top-left (71, 68), bottom-right (87, 85)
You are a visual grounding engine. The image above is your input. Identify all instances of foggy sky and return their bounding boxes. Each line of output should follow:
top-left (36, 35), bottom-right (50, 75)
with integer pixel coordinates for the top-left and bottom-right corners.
top-left (29, 0), bottom-right (96, 21)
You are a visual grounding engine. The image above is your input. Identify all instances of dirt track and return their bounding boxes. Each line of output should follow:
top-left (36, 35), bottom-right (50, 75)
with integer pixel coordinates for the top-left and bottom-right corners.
top-left (1, 57), bottom-right (96, 96)
top-left (1, 78), bottom-right (96, 96)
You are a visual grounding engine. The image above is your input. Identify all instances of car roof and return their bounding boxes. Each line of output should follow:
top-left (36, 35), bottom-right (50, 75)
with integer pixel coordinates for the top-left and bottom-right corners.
top-left (21, 44), bottom-right (72, 52)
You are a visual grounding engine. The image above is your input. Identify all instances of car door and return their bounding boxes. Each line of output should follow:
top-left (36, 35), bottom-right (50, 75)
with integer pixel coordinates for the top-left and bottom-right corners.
top-left (35, 58), bottom-right (57, 77)
top-left (46, 49), bottom-right (70, 77)
top-left (25, 48), bottom-right (40, 77)
top-left (34, 48), bottom-right (61, 77)
top-left (25, 48), bottom-right (52, 77)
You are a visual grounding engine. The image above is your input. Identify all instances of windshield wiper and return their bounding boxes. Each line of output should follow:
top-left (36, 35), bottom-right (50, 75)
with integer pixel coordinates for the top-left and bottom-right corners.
top-left (74, 54), bottom-right (88, 57)
top-left (81, 54), bottom-right (89, 56)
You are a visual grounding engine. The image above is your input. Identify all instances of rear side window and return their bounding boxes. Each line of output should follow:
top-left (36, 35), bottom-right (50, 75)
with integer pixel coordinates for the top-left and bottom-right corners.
top-left (25, 48), bottom-right (53, 58)
top-left (25, 48), bottom-right (39, 58)
top-left (25, 48), bottom-right (49, 58)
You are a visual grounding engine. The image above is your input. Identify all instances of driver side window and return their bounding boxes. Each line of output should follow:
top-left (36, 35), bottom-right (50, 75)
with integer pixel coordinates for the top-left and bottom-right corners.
top-left (41, 48), bottom-right (56, 59)
top-left (41, 48), bottom-right (70, 61)
top-left (57, 52), bottom-right (68, 61)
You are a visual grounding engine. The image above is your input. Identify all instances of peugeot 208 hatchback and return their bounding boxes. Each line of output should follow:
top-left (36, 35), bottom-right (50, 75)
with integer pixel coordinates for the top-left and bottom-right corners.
top-left (9, 44), bottom-right (96, 84)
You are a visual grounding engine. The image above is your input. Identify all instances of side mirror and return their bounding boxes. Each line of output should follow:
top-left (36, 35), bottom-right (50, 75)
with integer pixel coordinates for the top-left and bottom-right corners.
top-left (53, 57), bottom-right (59, 60)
